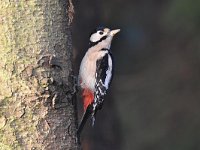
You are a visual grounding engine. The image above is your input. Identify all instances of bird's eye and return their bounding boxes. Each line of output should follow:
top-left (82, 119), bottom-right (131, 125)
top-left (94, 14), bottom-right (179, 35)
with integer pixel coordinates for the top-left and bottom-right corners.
top-left (99, 31), bottom-right (104, 35)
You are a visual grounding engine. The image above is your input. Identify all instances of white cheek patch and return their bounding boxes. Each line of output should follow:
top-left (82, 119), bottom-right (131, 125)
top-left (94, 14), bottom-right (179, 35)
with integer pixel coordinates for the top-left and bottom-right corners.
top-left (90, 33), bottom-right (103, 42)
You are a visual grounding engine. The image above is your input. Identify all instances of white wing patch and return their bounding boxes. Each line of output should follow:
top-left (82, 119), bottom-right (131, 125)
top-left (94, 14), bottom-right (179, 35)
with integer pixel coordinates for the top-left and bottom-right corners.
top-left (104, 54), bottom-right (112, 89)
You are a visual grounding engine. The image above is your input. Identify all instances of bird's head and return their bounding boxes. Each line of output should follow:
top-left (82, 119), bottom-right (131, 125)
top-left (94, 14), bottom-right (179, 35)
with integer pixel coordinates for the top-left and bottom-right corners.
top-left (89, 27), bottom-right (120, 48)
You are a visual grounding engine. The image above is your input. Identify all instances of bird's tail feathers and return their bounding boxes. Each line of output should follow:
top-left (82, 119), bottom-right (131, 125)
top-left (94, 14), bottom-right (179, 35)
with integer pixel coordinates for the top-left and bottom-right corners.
top-left (77, 104), bottom-right (93, 136)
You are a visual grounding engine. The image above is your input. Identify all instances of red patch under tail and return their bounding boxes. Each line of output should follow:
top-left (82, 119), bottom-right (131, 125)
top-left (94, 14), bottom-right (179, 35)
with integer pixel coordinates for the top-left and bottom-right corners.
top-left (82, 89), bottom-right (94, 111)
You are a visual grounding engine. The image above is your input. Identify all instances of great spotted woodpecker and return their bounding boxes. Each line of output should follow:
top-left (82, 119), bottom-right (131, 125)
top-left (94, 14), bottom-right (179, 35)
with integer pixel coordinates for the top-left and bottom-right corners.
top-left (77, 27), bottom-right (120, 135)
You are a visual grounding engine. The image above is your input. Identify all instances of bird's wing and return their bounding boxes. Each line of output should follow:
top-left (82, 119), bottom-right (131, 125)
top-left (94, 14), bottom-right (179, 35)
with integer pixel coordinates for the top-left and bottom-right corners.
top-left (92, 52), bottom-right (113, 120)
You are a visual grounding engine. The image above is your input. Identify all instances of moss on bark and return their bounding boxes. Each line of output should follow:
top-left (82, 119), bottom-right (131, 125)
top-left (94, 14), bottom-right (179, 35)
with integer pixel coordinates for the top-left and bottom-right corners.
top-left (0, 1), bottom-right (78, 149)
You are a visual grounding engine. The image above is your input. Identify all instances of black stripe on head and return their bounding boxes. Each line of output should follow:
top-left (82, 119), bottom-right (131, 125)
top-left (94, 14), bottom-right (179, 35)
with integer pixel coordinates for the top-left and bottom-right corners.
top-left (89, 35), bottom-right (107, 47)
top-left (101, 48), bottom-right (109, 51)
top-left (90, 26), bottom-right (105, 36)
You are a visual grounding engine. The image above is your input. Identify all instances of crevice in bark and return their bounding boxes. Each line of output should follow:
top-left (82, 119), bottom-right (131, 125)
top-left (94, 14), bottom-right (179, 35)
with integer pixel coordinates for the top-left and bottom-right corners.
top-left (0, 0), bottom-right (79, 149)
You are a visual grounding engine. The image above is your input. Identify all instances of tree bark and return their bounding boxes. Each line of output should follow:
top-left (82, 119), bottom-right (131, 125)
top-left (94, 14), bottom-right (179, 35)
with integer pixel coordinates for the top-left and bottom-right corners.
top-left (0, 0), bottom-right (79, 149)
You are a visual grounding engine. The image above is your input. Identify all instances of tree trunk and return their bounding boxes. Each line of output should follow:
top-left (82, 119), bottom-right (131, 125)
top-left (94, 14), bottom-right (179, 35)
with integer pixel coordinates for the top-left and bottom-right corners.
top-left (0, 0), bottom-right (79, 149)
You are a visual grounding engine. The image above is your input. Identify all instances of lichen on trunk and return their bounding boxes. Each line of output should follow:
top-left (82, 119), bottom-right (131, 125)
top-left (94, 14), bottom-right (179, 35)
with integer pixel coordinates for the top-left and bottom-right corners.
top-left (0, 0), bottom-right (78, 149)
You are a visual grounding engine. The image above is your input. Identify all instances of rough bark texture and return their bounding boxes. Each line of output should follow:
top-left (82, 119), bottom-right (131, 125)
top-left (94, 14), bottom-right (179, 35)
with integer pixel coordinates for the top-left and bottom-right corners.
top-left (0, 0), bottom-right (79, 149)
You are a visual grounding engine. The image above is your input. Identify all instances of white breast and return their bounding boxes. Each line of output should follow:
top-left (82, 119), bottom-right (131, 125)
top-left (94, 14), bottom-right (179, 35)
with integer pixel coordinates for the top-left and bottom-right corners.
top-left (79, 49), bottom-right (107, 91)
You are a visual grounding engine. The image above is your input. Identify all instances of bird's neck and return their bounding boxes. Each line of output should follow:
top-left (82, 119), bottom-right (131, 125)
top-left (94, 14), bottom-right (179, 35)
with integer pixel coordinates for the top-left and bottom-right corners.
top-left (89, 41), bottom-right (111, 53)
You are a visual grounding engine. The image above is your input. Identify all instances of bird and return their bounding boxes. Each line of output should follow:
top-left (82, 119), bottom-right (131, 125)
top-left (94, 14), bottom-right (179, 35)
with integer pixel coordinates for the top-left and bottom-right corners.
top-left (77, 27), bottom-right (120, 136)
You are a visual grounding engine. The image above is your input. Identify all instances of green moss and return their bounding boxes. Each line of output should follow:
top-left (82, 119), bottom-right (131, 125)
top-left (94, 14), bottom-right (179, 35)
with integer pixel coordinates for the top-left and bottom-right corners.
top-left (0, 0), bottom-right (76, 149)
top-left (0, 142), bottom-right (12, 150)
top-left (0, 1), bottom-right (45, 148)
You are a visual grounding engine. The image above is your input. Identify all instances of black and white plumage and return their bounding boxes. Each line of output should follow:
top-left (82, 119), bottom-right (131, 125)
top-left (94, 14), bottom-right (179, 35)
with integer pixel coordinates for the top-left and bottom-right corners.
top-left (92, 50), bottom-right (113, 125)
top-left (77, 27), bottom-right (120, 136)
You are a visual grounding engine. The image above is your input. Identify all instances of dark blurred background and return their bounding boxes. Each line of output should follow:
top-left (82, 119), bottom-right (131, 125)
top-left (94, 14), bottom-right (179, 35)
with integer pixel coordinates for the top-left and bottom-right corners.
top-left (72, 0), bottom-right (200, 150)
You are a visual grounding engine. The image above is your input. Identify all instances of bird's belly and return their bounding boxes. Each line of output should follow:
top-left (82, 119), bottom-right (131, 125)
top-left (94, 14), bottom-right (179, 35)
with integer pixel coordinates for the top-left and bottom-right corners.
top-left (79, 59), bottom-right (96, 91)
top-left (79, 50), bottom-right (107, 91)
